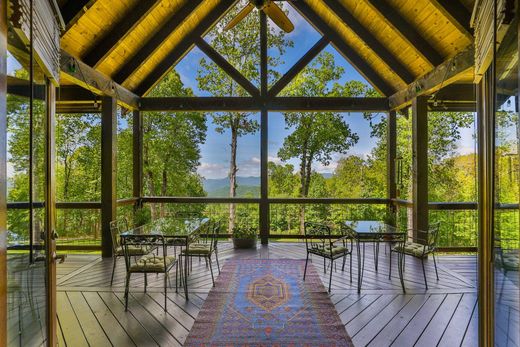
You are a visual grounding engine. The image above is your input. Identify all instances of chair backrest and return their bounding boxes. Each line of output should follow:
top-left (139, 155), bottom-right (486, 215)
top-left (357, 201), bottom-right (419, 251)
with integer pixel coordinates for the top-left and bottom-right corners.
top-left (117, 217), bottom-right (130, 232)
top-left (121, 234), bottom-right (167, 270)
top-left (304, 222), bottom-right (333, 255)
top-left (109, 221), bottom-right (121, 252)
top-left (427, 222), bottom-right (441, 250)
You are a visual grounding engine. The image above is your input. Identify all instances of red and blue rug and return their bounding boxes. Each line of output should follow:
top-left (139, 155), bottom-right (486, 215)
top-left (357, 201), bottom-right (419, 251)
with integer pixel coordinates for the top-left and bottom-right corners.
top-left (185, 259), bottom-right (354, 346)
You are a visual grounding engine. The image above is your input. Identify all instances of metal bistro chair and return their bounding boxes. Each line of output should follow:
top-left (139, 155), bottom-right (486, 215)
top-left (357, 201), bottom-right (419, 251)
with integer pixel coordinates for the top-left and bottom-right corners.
top-left (109, 221), bottom-right (155, 286)
top-left (303, 222), bottom-right (353, 292)
top-left (181, 220), bottom-right (221, 286)
top-left (122, 234), bottom-right (179, 311)
top-left (389, 222), bottom-right (441, 290)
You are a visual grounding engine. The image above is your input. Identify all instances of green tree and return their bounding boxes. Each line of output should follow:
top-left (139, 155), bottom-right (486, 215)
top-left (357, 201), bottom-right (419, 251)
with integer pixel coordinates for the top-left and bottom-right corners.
top-left (196, 1), bottom-right (292, 231)
top-left (278, 52), bottom-right (361, 232)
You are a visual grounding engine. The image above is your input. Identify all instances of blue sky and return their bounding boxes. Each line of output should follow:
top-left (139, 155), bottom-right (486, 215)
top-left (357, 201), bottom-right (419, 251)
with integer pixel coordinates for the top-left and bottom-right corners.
top-left (176, 5), bottom-right (394, 179)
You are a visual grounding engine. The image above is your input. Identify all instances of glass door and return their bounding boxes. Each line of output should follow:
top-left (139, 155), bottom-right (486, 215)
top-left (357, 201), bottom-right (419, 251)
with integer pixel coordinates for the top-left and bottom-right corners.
top-left (494, 8), bottom-right (520, 346)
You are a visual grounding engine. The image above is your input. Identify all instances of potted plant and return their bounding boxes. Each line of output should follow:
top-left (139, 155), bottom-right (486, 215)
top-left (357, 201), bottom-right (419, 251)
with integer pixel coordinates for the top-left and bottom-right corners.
top-left (134, 207), bottom-right (151, 227)
top-left (232, 225), bottom-right (257, 249)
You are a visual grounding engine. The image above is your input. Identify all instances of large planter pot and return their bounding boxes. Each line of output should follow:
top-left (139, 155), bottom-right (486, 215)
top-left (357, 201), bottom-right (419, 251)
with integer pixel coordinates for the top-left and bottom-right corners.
top-left (232, 237), bottom-right (257, 249)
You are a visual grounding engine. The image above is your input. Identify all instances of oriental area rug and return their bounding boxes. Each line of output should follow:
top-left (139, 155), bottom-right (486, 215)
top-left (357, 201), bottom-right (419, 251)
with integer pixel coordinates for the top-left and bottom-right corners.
top-left (184, 259), bottom-right (354, 347)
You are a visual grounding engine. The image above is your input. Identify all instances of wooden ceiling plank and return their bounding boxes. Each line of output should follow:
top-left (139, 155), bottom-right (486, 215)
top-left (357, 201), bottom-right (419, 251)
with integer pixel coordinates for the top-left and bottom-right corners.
top-left (195, 37), bottom-right (260, 97)
top-left (113, 0), bottom-right (204, 85)
top-left (83, 0), bottom-right (161, 68)
top-left (388, 44), bottom-right (474, 110)
top-left (365, 0), bottom-right (444, 66)
top-left (291, 1), bottom-right (395, 96)
top-left (322, 0), bottom-right (415, 84)
top-left (60, 50), bottom-right (139, 110)
top-left (268, 36), bottom-right (330, 98)
top-left (61, 0), bottom-right (97, 30)
top-left (430, 0), bottom-right (473, 39)
top-left (135, 0), bottom-right (237, 96)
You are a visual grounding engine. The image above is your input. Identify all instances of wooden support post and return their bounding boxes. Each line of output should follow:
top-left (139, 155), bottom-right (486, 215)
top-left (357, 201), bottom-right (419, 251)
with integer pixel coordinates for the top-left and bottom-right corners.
top-left (477, 66), bottom-right (494, 347)
top-left (0, 0), bottom-right (7, 343)
top-left (101, 96), bottom-right (117, 258)
top-left (259, 11), bottom-right (269, 245)
top-left (45, 82), bottom-right (57, 347)
top-left (411, 96), bottom-right (428, 241)
top-left (132, 110), bottom-right (143, 200)
top-left (387, 111), bottom-right (397, 214)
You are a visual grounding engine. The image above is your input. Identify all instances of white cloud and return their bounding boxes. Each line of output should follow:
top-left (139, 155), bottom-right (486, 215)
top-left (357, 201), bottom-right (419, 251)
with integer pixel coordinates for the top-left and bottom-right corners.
top-left (267, 156), bottom-right (283, 164)
top-left (197, 162), bottom-right (227, 179)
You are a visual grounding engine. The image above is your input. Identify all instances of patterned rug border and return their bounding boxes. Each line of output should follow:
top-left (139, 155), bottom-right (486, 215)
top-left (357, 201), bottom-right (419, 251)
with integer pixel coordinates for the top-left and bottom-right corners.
top-left (185, 258), bottom-right (354, 347)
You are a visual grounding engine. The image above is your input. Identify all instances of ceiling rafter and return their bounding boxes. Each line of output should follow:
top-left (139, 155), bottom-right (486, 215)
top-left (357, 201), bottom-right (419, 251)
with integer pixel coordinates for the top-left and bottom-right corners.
top-left (268, 36), bottom-right (330, 98)
top-left (135, 0), bottom-right (238, 97)
top-left (83, 0), bottom-right (162, 68)
top-left (60, 0), bottom-right (97, 30)
top-left (430, 0), bottom-right (473, 39)
top-left (195, 37), bottom-right (260, 97)
top-left (322, 0), bottom-right (415, 84)
top-left (364, 0), bottom-right (444, 66)
top-left (291, 1), bottom-right (395, 96)
top-left (113, 0), bottom-right (205, 85)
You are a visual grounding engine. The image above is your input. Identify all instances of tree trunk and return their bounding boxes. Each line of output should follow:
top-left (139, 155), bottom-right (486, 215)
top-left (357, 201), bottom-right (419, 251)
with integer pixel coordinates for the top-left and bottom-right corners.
top-left (160, 168), bottom-right (167, 217)
top-left (229, 123), bottom-right (238, 233)
top-left (143, 143), bottom-right (157, 220)
top-left (299, 152), bottom-right (308, 235)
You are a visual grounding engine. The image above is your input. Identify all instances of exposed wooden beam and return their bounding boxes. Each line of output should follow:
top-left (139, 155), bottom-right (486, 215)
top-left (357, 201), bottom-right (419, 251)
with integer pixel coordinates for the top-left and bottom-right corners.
top-left (135, 0), bottom-right (237, 96)
top-left (364, 0), bottom-right (443, 66)
top-left (60, 0), bottom-right (96, 30)
top-left (195, 37), bottom-right (260, 97)
top-left (83, 0), bottom-right (161, 68)
top-left (433, 83), bottom-right (475, 102)
top-left (113, 0), bottom-right (204, 85)
top-left (268, 36), bottom-right (329, 98)
top-left (291, 1), bottom-right (395, 96)
top-left (388, 45), bottom-right (474, 110)
top-left (139, 96), bottom-right (389, 112)
top-left (60, 50), bottom-right (139, 109)
top-left (430, 0), bottom-right (473, 39)
top-left (323, 0), bottom-right (415, 84)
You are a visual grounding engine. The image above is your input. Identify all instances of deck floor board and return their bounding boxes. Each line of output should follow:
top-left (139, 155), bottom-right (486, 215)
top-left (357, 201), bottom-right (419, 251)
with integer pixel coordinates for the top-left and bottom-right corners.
top-left (56, 242), bottom-right (487, 346)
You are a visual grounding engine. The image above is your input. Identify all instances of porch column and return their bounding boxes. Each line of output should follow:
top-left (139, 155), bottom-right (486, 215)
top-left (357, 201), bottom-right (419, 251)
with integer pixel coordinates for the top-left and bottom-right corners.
top-left (477, 66), bottom-right (494, 347)
top-left (132, 110), bottom-right (143, 200)
top-left (101, 96), bottom-right (117, 257)
top-left (387, 110), bottom-right (397, 214)
top-left (259, 11), bottom-right (269, 244)
top-left (0, 0), bottom-right (7, 343)
top-left (411, 96), bottom-right (428, 241)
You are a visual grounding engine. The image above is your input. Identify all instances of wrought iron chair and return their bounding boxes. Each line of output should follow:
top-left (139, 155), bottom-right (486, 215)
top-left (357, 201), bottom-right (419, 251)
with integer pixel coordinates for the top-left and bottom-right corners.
top-left (121, 234), bottom-right (179, 311)
top-left (181, 220), bottom-right (221, 286)
top-left (389, 222), bottom-right (440, 290)
top-left (109, 221), bottom-right (154, 286)
top-left (303, 222), bottom-right (353, 292)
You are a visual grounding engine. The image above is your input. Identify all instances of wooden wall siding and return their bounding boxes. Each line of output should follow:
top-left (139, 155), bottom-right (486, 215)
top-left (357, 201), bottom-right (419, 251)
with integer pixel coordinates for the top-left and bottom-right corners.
top-left (60, 0), bottom-right (134, 58)
top-left (306, 0), bottom-right (406, 91)
top-left (122, 0), bottom-right (217, 91)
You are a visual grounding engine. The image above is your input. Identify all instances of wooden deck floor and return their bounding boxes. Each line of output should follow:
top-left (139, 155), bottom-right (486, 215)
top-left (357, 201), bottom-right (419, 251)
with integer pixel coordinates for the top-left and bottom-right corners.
top-left (54, 242), bottom-right (494, 347)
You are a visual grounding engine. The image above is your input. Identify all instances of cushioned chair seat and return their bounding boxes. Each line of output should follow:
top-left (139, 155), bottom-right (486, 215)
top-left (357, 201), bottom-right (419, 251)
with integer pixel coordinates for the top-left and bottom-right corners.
top-left (182, 244), bottom-right (212, 255)
top-left (129, 254), bottom-right (176, 271)
top-left (393, 242), bottom-right (428, 257)
top-left (114, 245), bottom-right (150, 256)
top-left (311, 245), bottom-right (348, 256)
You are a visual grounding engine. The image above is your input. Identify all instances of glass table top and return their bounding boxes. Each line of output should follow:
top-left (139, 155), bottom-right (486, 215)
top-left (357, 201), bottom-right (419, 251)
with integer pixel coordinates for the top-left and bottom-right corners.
top-left (121, 217), bottom-right (210, 237)
top-left (344, 220), bottom-right (402, 235)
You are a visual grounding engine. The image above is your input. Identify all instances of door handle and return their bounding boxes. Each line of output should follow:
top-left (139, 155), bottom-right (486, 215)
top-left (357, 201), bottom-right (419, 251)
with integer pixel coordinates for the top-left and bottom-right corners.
top-left (52, 252), bottom-right (66, 264)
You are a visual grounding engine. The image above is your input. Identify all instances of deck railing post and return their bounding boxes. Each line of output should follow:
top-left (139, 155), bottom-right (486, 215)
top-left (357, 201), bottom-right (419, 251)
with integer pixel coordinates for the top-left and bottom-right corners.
top-left (101, 96), bottom-right (117, 257)
top-left (412, 96), bottom-right (429, 242)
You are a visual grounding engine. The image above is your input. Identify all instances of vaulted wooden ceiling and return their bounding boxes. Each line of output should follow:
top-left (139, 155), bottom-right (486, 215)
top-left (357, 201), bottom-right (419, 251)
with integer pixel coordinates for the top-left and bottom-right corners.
top-left (58, 0), bottom-right (475, 98)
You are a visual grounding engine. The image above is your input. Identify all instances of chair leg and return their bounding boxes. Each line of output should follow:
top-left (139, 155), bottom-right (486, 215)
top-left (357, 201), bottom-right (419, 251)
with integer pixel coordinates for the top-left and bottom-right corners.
top-left (215, 251), bottom-right (221, 274)
top-left (421, 258), bottom-right (428, 290)
top-left (208, 257), bottom-right (215, 287)
top-left (110, 256), bottom-right (117, 286)
top-left (124, 273), bottom-right (131, 311)
top-left (303, 252), bottom-right (309, 281)
top-left (388, 250), bottom-right (392, 280)
top-left (164, 273), bottom-right (168, 312)
top-left (432, 253), bottom-right (439, 280)
top-left (349, 253), bottom-right (352, 283)
top-left (144, 273), bottom-right (147, 293)
top-left (175, 262), bottom-right (178, 293)
top-left (328, 259), bottom-right (333, 292)
top-left (342, 253), bottom-right (347, 271)
top-left (323, 257), bottom-right (326, 274)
